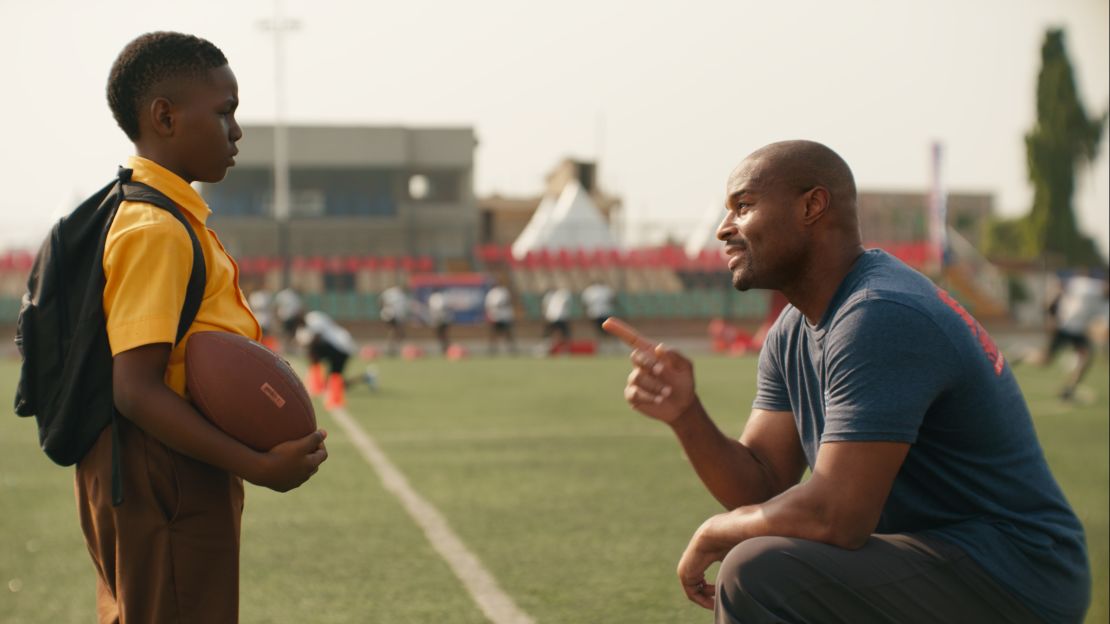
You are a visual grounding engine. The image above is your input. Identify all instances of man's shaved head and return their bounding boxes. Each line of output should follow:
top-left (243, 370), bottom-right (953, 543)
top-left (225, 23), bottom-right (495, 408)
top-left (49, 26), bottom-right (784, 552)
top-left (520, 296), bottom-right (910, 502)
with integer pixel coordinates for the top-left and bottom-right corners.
top-left (717, 140), bottom-right (864, 298)
top-left (729, 140), bottom-right (857, 218)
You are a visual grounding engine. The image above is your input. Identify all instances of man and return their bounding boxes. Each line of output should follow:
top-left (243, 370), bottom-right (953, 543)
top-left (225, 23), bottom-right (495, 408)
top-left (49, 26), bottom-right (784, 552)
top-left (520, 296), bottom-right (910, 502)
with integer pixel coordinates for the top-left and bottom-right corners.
top-left (613, 141), bottom-right (1088, 623)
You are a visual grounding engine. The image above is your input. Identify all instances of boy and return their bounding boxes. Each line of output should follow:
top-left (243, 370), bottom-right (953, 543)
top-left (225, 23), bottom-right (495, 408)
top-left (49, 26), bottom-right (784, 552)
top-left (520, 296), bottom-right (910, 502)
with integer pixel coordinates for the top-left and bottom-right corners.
top-left (80, 32), bottom-right (328, 623)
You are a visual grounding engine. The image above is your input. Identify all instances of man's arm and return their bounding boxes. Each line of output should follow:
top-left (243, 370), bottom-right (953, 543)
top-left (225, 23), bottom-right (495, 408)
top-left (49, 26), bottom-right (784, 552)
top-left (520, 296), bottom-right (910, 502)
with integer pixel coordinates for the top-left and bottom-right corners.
top-left (608, 317), bottom-right (806, 509)
top-left (113, 343), bottom-right (327, 492)
top-left (608, 318), bottom-right (909, 607)
top-left (676, 439), bottom-right (909, 608)
top-left (665, 400), bottom-right (805, 510)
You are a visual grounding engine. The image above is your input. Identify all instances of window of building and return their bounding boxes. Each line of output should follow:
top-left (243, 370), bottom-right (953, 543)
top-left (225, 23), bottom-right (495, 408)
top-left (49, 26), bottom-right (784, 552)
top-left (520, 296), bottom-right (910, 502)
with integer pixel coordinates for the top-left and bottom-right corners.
top-left (406, 170), bottom-right (462, 203)
top-left (293, 168), bottom-right (398, 217)
top-left (200, 167), bottom-right (273, 217)
top-left (204, 167), bottom-right (466, 219)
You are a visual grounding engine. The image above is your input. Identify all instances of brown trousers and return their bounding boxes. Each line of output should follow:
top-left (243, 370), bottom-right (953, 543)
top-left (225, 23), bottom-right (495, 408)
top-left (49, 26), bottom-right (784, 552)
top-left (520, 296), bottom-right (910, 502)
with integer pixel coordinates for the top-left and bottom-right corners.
top-left (714, 534), bottom-right (1045, 624)
top-left (75, 418), bottom-right (244, 624)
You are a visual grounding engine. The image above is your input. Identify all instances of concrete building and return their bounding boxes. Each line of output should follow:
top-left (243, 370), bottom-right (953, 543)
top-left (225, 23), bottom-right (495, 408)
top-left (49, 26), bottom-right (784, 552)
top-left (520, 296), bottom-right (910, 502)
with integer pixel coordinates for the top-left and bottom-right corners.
top-left (200, 124), bottom-right (478, 262)
top-left (857, 190), bottom-right (992, 246)
top-left (479, 161), bottom-right (989, 253)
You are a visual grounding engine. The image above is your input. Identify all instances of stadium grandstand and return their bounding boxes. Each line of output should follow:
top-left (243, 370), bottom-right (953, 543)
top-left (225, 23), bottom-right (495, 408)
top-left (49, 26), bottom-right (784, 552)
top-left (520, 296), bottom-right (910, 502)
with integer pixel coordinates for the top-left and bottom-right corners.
top-left (0, 125), bottom-right (1014, 342)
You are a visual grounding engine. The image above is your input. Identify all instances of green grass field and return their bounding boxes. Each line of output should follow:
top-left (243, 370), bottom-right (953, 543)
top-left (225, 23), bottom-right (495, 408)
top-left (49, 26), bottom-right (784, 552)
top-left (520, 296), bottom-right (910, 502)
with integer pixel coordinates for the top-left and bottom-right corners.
top-left (1, 354), bottom-right (1106, 623)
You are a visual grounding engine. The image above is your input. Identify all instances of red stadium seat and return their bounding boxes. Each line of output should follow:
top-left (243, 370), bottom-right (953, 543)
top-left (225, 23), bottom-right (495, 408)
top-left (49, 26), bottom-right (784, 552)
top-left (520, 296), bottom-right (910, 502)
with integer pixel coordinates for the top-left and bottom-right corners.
top-left (626, 249), bottom-right (646, 268)
top-left (555, 248), bottom-right (573, 269)
top-left (536, 249), bottom-right (553, 269)
top-left (573, 248), bottom-right (590, 267)
top-left (12, 250), bottom-right (34, 272)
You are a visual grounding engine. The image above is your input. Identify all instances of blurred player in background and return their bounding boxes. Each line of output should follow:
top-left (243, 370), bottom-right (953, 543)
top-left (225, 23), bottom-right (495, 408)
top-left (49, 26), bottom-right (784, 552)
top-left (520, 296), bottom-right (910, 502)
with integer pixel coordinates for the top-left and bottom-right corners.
top-left (248, 289), bottom-right (278, 350)
top-left (1040, 270), bottom-right (1110, 401)
top-left (484, 281), bottom-right (517, 355)
top-left (581, 281), bottom-right (616, 349)
top-left (294, 310), bottom-right (373, 409)
top-left (273, 287), bottom-right (304, 353)
top-left (427, 289), bottom-right (453, 355)
top-left (541, 287), bottom-right (573, 355)
top-left (379, 284), bottom-right (411, 357)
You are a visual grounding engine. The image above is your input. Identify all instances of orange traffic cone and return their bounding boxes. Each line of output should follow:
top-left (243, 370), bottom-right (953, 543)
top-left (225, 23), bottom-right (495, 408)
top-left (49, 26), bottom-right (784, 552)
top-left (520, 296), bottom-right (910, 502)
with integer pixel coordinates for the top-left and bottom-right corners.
top-left (307, 363), bottom-right (325, 397)
top-left (324, 373), bottom-right (346, 410)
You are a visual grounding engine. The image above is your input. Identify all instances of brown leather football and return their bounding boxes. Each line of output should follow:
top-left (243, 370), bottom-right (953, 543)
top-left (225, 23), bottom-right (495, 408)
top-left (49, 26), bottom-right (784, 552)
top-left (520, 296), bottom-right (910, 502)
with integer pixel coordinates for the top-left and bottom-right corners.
top-left (185, 331), bottom-right (316, 451)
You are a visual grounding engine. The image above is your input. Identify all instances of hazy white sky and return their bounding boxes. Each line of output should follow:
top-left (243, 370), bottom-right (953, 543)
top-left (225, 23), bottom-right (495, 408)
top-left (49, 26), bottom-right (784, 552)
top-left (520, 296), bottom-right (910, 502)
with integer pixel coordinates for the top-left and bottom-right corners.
top-left (2, 0), bottom-right (1107, 254)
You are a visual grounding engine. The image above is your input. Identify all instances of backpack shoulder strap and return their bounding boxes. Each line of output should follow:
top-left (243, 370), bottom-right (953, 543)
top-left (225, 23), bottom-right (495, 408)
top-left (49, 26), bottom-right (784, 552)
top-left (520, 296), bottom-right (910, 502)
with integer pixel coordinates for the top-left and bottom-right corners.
top-left (117, 170), bottom-right (207, 345)
top-left (104, 168), bottom-right (208, 506)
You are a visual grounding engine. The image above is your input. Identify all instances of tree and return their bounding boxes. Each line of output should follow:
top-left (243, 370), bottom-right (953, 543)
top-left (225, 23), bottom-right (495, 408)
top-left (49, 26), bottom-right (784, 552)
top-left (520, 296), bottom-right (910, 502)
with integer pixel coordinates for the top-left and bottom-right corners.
top-left (984, 29), bottom-right (1108, 267)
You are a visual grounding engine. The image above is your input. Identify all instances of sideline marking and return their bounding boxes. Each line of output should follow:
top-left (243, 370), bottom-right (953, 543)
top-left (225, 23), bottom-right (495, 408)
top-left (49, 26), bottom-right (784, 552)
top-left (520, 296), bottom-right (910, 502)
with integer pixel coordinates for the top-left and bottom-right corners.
top-left (329, 406), bottom-right (535, 624)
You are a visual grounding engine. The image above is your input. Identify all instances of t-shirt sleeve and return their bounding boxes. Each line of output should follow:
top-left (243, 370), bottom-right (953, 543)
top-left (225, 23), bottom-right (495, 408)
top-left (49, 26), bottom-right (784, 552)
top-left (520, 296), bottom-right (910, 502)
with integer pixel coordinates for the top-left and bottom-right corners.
top-left (752, 321), bottom-right (792, 412)
top-left (102, 215), bottom-right (194, 355)
top-left (822, 299), bottom-right (955, 444)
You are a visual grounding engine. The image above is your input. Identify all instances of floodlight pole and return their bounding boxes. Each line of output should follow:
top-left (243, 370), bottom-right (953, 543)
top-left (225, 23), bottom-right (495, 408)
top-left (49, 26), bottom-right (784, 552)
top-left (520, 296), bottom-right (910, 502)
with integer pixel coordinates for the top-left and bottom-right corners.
top-left (259, 0), bottom-right (300, 290)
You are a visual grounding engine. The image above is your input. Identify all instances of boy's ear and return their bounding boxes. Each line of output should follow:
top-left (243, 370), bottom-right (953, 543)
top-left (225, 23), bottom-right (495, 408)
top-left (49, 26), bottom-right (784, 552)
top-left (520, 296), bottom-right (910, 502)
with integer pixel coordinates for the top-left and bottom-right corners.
top-left (148, 96), bottom-right (176, 138)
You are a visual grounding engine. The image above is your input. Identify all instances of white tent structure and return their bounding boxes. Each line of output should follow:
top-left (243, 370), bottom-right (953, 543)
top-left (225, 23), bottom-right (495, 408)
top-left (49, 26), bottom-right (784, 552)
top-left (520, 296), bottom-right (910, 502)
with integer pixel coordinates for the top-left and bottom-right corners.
top-left (510, 193), bottom-right (557, 259)
top-left (684, 199), bottom-right (726, 258)
top-left (511, 179), bottom-right (618, 258)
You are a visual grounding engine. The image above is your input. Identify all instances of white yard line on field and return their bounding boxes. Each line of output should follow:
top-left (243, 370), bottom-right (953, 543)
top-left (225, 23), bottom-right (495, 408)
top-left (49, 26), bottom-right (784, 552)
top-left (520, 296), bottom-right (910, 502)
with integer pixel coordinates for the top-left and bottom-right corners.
top-left (328, 406), bottom-right (536, 624)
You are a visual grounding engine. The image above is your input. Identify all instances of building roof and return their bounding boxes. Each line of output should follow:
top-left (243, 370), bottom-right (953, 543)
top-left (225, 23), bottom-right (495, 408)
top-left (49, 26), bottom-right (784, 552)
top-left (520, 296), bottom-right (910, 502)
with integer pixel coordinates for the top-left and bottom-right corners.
top-left (234, 124), bottom-right (477, 168)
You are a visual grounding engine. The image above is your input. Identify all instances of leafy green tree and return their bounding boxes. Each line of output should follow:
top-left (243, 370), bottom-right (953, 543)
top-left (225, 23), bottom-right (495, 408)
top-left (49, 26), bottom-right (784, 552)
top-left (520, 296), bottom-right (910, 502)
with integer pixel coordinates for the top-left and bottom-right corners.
top-left (985, 29), bottom-right (1107, 267)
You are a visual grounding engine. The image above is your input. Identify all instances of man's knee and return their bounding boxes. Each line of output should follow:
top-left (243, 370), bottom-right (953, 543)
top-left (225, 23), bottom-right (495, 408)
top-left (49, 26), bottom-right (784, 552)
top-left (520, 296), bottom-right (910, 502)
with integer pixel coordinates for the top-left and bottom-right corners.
top-left (719, 537), bottom-right (796, 592)
top-left (716, 536), bottom-right (809, 618)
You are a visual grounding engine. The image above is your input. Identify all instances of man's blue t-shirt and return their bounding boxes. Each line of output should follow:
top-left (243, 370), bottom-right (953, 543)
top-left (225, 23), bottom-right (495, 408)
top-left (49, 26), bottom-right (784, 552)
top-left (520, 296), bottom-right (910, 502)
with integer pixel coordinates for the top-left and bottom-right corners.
top-left (753, 249), bottom-right (1089, 623)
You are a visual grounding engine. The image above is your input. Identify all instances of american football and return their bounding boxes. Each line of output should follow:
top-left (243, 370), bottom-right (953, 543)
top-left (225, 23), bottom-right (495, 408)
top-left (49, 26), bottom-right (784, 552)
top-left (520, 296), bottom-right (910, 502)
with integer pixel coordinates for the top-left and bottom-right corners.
top-left (185, 331), bottom-right (316, 451)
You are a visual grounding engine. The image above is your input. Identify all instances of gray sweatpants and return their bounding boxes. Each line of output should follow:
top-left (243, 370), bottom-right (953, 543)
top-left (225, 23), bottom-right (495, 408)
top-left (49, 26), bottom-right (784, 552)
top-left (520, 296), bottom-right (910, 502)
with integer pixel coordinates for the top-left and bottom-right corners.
top-left (715, 534), bottom-right (1044, 624)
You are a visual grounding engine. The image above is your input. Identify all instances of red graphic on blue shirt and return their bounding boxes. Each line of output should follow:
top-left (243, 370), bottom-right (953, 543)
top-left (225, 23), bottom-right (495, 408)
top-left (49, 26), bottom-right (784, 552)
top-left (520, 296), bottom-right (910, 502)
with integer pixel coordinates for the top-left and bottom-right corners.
top-left (936, 287), bottom-right (1005, 376)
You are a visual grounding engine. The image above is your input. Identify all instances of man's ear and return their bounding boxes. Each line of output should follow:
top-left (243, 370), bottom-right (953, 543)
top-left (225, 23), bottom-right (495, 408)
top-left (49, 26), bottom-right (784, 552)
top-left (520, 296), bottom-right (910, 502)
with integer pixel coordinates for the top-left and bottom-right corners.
top-left (801, 186), bottom-right (831, 225)
top-left (148, 96), bottom-right (176, 138)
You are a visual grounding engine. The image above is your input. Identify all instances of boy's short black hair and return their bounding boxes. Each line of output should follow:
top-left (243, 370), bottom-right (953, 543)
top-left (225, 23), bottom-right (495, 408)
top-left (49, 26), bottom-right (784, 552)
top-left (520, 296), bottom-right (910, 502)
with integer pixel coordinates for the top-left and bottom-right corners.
top-left (107, 32), bottom-right (228, 141)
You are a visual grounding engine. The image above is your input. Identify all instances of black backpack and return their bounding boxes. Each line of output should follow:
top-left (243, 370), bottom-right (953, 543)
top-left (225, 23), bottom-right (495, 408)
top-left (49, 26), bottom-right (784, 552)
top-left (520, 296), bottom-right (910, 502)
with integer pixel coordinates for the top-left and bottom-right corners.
top-left (13, 167), bottom-right (206, 505)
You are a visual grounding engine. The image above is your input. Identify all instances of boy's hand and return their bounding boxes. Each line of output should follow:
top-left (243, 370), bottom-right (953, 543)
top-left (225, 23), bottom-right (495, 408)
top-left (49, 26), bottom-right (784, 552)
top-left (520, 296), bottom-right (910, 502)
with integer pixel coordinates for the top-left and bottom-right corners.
top-left (247, 429), bottom-right (329, 492)
top-left (603, 317), bottom-right (698, 425)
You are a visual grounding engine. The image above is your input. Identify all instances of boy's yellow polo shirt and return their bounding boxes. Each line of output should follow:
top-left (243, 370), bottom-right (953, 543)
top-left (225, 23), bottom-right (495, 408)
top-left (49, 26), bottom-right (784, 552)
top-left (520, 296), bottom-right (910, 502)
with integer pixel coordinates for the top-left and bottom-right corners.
top-left (103, 156), bottom-right (260, 398)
